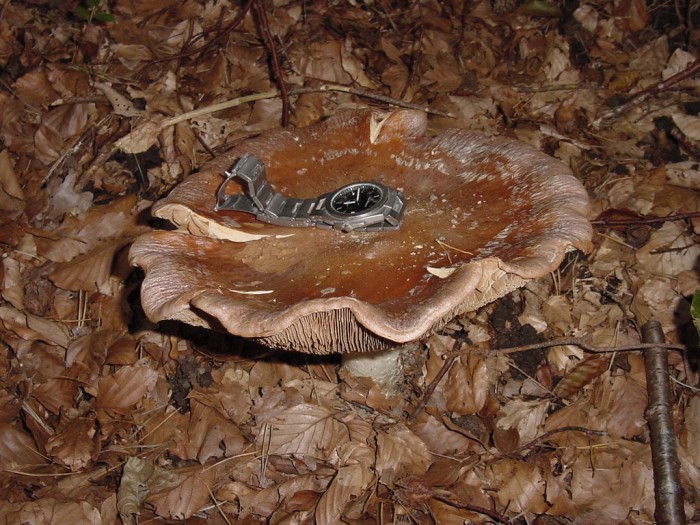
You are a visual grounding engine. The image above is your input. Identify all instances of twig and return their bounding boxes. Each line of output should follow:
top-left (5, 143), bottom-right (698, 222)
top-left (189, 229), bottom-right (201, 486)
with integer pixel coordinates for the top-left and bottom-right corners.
top-left (408, 338), bottom-right (462, 421)
top-left (162, 85), bottom-right (454, 127)
top-left (591, 210), bottom-right (700, 227)
top-left (251, 0), bottom-right (291, 127)
top-left (513, 82), bottom-right (602, 93)
top-left (149, 1), bottom-right (251, 64)
top-left (500, 426), bottom-right (608, 457)
top-left (670, 127), bottom-right (700, 158)
top-left (479, 337), bottom-right (685, 357)
top-left (642, 320), bottom-right (687, 525)
top-left (431, 492), bottom-right (515, 525)
top-left (595, 59), bottom-right (700, 126)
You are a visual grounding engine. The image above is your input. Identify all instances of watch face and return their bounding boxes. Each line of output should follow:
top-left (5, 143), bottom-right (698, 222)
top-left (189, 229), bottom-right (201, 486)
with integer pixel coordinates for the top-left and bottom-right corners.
top-left (329, 182), bottom-right (385, 216)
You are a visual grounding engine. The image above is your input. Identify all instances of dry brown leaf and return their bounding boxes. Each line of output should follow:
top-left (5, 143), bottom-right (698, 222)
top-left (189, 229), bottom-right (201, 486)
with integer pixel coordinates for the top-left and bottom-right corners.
top-left (630, 277), bottom-right (690, 334)
top-left (487, 459), bottom-right (548, 516)
top-left (32, 378), bottom-right (80, 415)
top-left (94, 83), bottom-right (147, 118)
top-left (149, 465), bottom-right (217, 520)
top-left (376, 424), bottom-right (431, 482)
top-left (261, 403), bottom-right (349, 459)
top-left (13, 67), bottom-right (58, 105)
top-left (2, 256), bottom-right (24, 309)
top-left (0, 422), bottom-right (48, 472)
top-left (315, 442), bottom-right (375, 525)
top-left (117, 457), bottom-right (180, 525)
top-left (95, 364), bottom-right (159, 415)
top-left (115, 117), bottom-right (164, 154)
top-left (410, 412), bottom-right (479, 456)
top-left (44, 416), bottom-right (98, 471)
top-left (494, 399), bottom-right (549, 450)
top-left (0, 499), bottom-right (102, 525)
top-left (443, 353), bottom-right (489, 415)
top-left (0, 148), bottom-right (24, 201)
top-left (545, 441), bottom-right (654, 522)
top-left (635, 221), bottom-right (700, 277)
top-left (0, 306), bottom-right (71, 348)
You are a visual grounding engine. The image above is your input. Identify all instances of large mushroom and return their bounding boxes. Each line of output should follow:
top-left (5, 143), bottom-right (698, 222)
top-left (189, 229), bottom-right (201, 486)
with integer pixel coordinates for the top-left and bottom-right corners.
top-left (129, 109), bottom-right (591, 391)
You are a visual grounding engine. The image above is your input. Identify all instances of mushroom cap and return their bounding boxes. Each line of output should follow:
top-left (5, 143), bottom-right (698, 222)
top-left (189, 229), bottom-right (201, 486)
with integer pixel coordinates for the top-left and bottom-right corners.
top-left (130, 109), bottom-right (592, 354)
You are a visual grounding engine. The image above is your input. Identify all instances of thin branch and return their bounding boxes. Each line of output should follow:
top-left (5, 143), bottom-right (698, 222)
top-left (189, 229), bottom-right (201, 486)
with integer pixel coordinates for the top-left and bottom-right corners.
top-left (408, 338), bottom-right (462, 421)
top-left (431, 492), bottom-right (515, 525)
top-left (478, 337), bottom-right (686, 357)
top-left (251, 0), bottom-right (290, 127)
top-left (642, 320), bottom-right (687, 525)
top-left (501, 426), bottom-right (608, 457)
top-left (591, 210), bottom-right (700, 227)
top-left (595, 59), bottom-right (700, 126)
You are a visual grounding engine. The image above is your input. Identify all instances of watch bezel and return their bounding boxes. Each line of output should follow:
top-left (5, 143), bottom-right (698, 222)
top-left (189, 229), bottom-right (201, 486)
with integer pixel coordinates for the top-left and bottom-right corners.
top-left (325, 182), bottom-right (388, 219)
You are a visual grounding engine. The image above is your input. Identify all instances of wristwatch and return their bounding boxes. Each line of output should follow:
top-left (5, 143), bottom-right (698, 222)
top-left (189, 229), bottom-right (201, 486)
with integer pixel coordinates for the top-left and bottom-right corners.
top-left (215, 153), bottom-right (406, 232)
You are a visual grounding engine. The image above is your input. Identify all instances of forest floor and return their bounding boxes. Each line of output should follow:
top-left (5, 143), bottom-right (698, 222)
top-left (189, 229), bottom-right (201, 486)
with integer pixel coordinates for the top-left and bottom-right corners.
top-left (1, 0), bottom-right (700, 524)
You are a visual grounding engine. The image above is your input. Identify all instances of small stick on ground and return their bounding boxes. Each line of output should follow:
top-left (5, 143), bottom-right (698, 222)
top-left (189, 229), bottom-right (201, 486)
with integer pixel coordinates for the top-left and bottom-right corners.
top-left (595, 60), bottom-right (700, 126)
top-left (408, 338), bottom-right (462, 421)
top-left (252, 0), bottom-right (291, 127)
top-left (642, 320), bottom-right (687, 525)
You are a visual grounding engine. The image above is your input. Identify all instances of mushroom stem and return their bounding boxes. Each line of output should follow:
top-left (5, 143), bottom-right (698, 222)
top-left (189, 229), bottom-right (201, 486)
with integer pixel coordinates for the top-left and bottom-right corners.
top-left (340, 343), bottom-right (419, 395)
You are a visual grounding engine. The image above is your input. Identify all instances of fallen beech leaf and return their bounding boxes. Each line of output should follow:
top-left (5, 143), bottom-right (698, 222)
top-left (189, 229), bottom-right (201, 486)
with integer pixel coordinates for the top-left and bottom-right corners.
top-left (115, 117), bottom-right (164, 154)
top-left (96, 364), bottom-right (159, 414)
top-left (117, 457), bottom-right (180, 525)
top-left (495, 399), bottom-right (549, 449)
top-left (1, 499), bottom-right (102, 525)
top-left (0, 306), bottom-right (71, 348)
top-left (376, 424), bottom-right (430, 481)
top-left (487, 459), bottom-right (548, 514)
top-left (262, 403), bottom-right (349, 459)
top-left (0, 149), bottom-right (24, 200)
top-left (94, 82), bottom-right (147, 118)
top-left (315, 442), bottom-right (375, 525)
top-left (1, 257), bottom-right (24, 309)
top-left (444, 353), bottom-right (489, 415)
top-left (149, 465), bottom-right (217, 520)
top-left (45, 417), bottom-right (98, 471)
top-left (0, 422), bottom-right (48, 471)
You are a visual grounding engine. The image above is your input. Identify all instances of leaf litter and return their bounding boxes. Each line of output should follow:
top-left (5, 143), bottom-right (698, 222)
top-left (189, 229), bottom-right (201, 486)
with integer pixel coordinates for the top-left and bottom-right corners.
top-left (0, 0), bottom-right (699, 524)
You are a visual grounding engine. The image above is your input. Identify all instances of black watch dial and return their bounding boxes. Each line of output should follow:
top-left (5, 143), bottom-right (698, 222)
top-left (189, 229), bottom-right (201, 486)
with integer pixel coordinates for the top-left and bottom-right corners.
top-left (329, 183), bottom-right (384, 215)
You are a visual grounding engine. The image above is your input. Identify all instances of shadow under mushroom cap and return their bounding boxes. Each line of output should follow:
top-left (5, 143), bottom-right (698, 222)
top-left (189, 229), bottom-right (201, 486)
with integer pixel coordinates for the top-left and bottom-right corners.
top-left (129, 109), bottom-right (592, 354)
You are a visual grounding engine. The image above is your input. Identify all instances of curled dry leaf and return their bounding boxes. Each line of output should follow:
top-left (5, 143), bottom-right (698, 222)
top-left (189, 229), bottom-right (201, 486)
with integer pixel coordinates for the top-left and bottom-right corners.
top-left (117, 457), bottom-right (180, 525)
top-left (553, 354), bottom-right (610, 400)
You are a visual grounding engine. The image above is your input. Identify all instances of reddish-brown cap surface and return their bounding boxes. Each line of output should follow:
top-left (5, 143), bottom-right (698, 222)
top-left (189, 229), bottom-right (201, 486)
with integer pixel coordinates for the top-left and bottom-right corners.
top-left (130, 109), bottom-right (592, 354)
